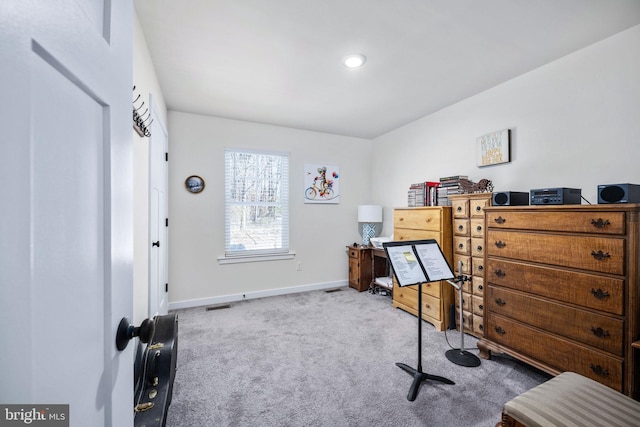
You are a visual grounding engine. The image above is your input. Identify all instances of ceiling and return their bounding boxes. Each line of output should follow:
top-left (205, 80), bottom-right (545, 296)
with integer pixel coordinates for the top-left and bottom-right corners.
top-left (134, 0), bottom-right (640, 139)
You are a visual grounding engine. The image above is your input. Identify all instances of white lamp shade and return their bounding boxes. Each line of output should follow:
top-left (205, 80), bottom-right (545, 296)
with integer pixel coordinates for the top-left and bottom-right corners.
top-left (358, 205), bottom-right (383, 223)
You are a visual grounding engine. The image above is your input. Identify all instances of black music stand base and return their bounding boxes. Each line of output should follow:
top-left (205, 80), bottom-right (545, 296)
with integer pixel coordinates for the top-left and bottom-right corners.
top-left (445, 349), bottom-right (481, 367)
top-left (396, 362), bottom-right (455, 402)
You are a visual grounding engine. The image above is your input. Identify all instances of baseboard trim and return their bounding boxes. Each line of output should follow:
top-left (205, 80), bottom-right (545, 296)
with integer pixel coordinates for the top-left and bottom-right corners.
top-left (168, 280), bottom-right (349, 311)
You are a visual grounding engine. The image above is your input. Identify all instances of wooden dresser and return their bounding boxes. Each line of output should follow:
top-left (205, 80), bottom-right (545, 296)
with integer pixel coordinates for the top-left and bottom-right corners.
top-left (449, 193), bottom-right (492, 338)
top-left (478, 205), bottom-right (640, 398)
top-left (392, 207), bottom-right (453, 331)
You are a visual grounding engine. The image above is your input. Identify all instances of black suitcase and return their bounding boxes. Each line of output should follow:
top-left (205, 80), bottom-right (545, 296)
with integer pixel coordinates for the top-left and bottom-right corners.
top-left (134, 313), bottom-right (178, 427)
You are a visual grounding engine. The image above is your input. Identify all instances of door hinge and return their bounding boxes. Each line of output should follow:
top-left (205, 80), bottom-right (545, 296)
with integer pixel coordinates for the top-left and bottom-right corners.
top-left (165, 152), bottom-right (168, 161)
top-left (165, 283), bottom-right (168, 293)
top-left (165, 218), bottom-right (169, 227)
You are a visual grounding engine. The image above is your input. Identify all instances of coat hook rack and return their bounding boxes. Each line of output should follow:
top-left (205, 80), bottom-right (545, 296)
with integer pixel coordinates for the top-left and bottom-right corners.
top-left (132, 86), bottom-right (152, 138)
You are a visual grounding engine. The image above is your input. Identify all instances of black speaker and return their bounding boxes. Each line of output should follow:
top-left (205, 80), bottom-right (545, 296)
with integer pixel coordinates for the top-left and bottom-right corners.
top-left (492, 191), bottom-right (529, 206)
top-left (597, 183), bottom-right (640, 204)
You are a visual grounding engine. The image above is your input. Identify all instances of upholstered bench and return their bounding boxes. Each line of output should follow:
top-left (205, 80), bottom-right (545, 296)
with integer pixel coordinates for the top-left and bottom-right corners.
top-left (499, 372), bottom-right (640, 427)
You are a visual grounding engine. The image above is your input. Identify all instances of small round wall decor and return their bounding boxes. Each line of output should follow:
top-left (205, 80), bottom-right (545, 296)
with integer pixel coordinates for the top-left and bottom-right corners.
top-left (185, 175), bottom-right (205, 194)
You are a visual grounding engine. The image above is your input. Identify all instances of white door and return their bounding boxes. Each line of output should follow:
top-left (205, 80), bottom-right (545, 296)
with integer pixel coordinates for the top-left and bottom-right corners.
top-left (0, 2), bottom-right (134, 426)
top-left (149, 100), bottom-right (169, 316)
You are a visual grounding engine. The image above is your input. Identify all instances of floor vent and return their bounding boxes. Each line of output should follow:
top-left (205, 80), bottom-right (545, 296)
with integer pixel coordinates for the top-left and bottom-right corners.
top-left (206, 304), bottom-right (232, 311)
top-left (324, 288), bottom-right (343, 294)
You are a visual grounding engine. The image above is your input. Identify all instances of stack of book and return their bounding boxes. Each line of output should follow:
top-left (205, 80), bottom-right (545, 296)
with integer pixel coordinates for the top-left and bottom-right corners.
top-left (437, 175), bottom-right (468, 206)
top-left (408, 181), bottom-right (440, 207)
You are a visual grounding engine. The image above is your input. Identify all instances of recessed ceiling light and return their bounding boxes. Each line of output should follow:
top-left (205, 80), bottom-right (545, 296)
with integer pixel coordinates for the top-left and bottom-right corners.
top-left (343, 53), bottom-right (366, 69)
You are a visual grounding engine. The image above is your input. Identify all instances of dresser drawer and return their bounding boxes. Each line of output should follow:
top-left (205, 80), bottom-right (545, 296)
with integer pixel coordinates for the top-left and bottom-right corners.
top-left (452, 199), bottom-right (469, 218)
top-left (470, 198), bottom-right (490, 218)
top-left (454, 236), bottom-right (471, 255)
top-left (472, 276), bottom-right (484, 296)
top-left (472, 294), bottom-right (484, 316)
top-left (470, 218), bottom-right (485, 238)
top-left (471, 238), bottom-right (484, 257)
top-left (454, 219), bottom-right (469, 236)
top-left (486, 211), bottom-right (626, 235)
top-left (472, 314), bottom-right (484, 335)
top-left (394, 228), bottom-right (441, 243)
top-left (485, 259), bottom-right (624, 315)
top-left (394, 209), bottom-right (442, 232)
top-left (453, 254), bottom-right (471, 275)
top-left (487, 286), bottom-right (624, 355)
top-left (487, 230), bottom-right (624, 275)
top-left (472, 257), bottom-right (485, 276)
top-left (486, 314), bottom-right (623, 391)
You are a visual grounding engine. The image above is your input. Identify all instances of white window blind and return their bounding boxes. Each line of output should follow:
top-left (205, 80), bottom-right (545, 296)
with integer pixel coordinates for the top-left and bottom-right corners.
top-left (224, 148), bottom-right (289, 258)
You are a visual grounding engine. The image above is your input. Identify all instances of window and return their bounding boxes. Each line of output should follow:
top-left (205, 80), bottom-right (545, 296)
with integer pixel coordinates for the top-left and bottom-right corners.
top-left (223, 148), bottom-right (290, 261)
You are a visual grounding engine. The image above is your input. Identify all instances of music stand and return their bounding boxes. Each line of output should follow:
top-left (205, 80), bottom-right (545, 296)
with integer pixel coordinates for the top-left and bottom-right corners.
top-left (383, 240), bottom-right (456, 401)
top-left (445, 261), bottom-right (481, 367)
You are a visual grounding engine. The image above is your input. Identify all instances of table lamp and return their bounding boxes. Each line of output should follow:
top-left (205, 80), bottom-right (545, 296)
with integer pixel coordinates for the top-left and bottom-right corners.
top-left (358, 205), bottom-right (383, 246)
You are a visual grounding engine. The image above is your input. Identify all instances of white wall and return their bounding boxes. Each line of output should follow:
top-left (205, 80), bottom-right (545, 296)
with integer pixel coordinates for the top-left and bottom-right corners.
top-left (372, 25), bottom-right (640, 234)
top-left (168, 112), bottom-right (373, 308)
top-left (132, 11), bottom-right (168, 323)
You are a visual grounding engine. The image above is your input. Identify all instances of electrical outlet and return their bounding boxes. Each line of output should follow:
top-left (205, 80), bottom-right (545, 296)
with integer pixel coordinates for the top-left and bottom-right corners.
top-left (297, 262), bottom-right (303, 271)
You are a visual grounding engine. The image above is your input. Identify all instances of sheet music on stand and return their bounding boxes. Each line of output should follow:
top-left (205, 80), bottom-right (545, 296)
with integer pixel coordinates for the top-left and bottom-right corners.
top-left (383, 239), bottom-right (455, 286)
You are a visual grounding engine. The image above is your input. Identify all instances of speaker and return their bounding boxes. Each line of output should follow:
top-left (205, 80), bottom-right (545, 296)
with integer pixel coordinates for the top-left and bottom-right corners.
top-left (492, 191), bottom-right (529, 206)
top-left (598, 183), bottom-right (640, 204)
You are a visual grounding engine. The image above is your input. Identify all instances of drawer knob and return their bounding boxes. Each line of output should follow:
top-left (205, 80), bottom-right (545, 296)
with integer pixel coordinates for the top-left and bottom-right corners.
top-left (476, 225), bottom-right (482, 232)
top-left (495, 241), bottom-right (506, 248)
top-left (475, 206), bottom-right (482, 212)
top-left (478, 284), bottom-right (483, 291)
top-left (591, 218), bottom-right (611, 229)
top-left (590, 288), bottom-right (610, 300)
top-left (457, 206), bottom-right (463, 212)
top-left (494, 269), bottom-right (506, 278)
top-left (494, 216), bottom-right (506, 224)
top-left (495, 297), bottom-right (506, 306)
top-left (458, 225), bottom-right (464, 231)
top-left (478, 304), bottom-right (483, 311)
top-left (476, 245), bottom-right (483, 252)
top-left (590, 326), bottom-right (610, 338)
top-left (589, 364), bottom-right (609, 378)
top-left (494, 326), bottom-right (506, 335)
top-left (458, 243), bottom-right (464, 249)
top-left (477, 265), bottom-right (483, 271)
top-left (591, 250), bottom-right (610, 260)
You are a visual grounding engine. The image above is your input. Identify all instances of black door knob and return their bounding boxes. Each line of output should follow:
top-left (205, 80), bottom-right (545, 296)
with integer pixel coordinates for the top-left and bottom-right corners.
top-left (152, 241), bottom-right (160, 247)
top-left (115, 317), bottom-right (155, 351)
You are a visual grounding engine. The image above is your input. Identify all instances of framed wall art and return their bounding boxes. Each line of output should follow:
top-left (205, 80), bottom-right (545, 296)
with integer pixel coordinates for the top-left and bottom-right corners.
top-left (185, 175), bottom-right (205, 193)
top-left (304, 164), bottom-right (340, 204)
top-left (477, 129), bottom-right (510, 167)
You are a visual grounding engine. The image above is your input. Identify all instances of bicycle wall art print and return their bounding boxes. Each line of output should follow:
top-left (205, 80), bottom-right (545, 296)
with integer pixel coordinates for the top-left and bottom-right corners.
top-left (304, 164), bottom-right (340, 204)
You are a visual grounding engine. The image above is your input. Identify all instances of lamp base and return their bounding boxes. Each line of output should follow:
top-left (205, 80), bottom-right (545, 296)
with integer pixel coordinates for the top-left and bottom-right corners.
top-left (362, 223), bottom-right (376, 245)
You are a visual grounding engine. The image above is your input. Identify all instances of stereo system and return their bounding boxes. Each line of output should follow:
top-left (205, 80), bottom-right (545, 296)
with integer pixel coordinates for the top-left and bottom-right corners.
top-left (598, 183), bottom-right (640, 204)
top-left (530, 187), bottom-right (581, 205)
top-left (492, 191), bottom-right (529, 206)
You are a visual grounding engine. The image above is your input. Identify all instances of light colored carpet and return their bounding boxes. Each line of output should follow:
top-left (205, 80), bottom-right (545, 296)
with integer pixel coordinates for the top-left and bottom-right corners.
top-left (166, 287), bottom-right (550, 426)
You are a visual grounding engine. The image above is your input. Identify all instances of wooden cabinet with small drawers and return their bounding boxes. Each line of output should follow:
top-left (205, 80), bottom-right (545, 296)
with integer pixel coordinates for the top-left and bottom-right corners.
top-left (478, 205), bottom-right (640, 398)
top-left (392, 207), bottom-right (453, 331)
top-left (449, 193), bottom-right (492, 337)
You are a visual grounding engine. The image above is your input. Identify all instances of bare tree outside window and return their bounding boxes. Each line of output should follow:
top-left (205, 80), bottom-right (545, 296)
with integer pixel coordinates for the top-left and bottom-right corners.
top-left (225, 149), bottom-right (289, 256)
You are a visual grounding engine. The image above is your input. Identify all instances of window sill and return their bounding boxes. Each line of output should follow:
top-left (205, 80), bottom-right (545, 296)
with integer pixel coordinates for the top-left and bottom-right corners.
top-left (217, 251), bottom-right (296, 265)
